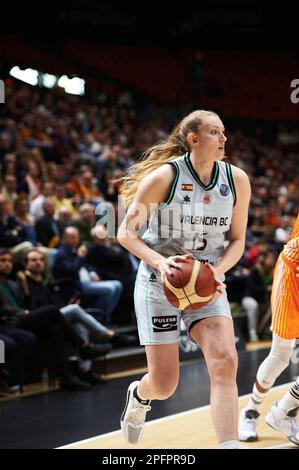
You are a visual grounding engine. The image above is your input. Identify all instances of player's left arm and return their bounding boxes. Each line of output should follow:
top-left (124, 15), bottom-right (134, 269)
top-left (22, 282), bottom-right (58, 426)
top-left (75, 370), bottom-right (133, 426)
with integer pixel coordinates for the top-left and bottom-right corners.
top-left (215, 166), bottom-right (251, 277)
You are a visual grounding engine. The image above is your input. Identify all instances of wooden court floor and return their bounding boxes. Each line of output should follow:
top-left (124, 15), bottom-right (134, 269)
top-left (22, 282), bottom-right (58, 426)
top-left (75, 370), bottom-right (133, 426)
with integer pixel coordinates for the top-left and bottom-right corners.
top-left (59, 383), bottom-right (299, 449)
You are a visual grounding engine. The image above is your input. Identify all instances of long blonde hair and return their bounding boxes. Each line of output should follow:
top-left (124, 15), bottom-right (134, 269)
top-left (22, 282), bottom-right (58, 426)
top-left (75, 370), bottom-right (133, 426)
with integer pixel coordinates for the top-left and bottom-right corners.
top-left (121, 109), bottom-right (219, 206)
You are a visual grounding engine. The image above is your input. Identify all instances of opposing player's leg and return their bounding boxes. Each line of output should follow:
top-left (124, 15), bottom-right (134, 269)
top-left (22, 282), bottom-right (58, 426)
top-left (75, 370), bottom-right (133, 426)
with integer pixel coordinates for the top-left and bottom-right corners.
top-left (239, 257), bottom-right (298, 441)
top-left (265, 378), bottom-right (299, 446)
top-left (239, 333), bottom-right (295, 441)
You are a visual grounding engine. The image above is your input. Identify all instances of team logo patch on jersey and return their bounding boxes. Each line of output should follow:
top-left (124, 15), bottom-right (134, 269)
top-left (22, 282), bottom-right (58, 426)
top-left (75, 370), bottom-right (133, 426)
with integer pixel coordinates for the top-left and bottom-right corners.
top-left (220, 184), bottom-right (230, 197)
top-left (181, 183), bottom-right (193, 191)
top-left (182, 195), bottom-right (191, 204)
top-left (149, 272), bottom-right (157, 282)
top-left (152, 316), bottom-right (178, 332)
top-left (203, 195), bottom-right (210, 204)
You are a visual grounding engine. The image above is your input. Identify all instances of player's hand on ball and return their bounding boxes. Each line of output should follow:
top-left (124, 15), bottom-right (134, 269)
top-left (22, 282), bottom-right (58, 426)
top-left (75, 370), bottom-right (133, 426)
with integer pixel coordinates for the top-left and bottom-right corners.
top-left (157, 253), bottom-right (193, 278)
top-left (205, 263), bottom-right (226, 304)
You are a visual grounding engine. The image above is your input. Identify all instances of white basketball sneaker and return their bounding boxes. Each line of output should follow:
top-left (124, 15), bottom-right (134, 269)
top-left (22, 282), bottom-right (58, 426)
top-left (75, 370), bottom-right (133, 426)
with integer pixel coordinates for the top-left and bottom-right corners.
top-left (265, 402), bottom-right (299, 446)
top-left (238, 408), bottom-right (260, 442)
top-left (120, 381), bottom-right (151, 444)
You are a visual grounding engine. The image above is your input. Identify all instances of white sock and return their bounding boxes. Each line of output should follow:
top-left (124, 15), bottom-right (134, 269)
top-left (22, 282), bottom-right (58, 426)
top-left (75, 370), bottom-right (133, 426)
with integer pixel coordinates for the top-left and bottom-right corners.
top-left (246, 383), bottom-right (267, 411)
top-left (218, 440), bottom-right (239, 449)
top-left (277, 377), bottom-right (299, 414)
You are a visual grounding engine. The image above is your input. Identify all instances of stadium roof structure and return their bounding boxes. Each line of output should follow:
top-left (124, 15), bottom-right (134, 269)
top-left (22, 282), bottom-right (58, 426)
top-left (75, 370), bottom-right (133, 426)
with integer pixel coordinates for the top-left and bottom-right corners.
top-left (2, 0), bottom-right (298, 51)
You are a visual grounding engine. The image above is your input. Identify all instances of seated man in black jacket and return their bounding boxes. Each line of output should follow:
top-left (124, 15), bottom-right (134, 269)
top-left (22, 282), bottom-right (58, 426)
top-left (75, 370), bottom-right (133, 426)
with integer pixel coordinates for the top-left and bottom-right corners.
top-left (52, 227), bottom-right (123, 324)
top-left (35, 198), bottom-right (61, 248)
top-left (0, 249), bottom-right (109, 390)
top-left (87, 226), bottom-right (137, 324)
top-left (20, 249), bottom-right (135, 380)
top-left (0, 325), bottom-right (36, 394)
top-left (0, 195), bottom-right (27, 247)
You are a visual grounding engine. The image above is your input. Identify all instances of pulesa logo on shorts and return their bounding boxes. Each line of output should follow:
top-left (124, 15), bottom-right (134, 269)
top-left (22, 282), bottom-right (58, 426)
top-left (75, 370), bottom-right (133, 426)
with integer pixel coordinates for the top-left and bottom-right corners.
top-left (152, 316), bottom-right (178, 332)
top-left (219, 184), bottom-right (230, 197)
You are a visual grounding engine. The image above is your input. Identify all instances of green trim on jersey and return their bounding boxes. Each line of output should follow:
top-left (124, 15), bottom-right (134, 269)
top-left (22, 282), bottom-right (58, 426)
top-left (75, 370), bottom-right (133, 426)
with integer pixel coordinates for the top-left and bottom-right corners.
top-left (225, 162), bottom-right (236, 206)
top-left (165, 161), bottom-right (180, 204)
top-left (184, 152), bottom-right (219, 190)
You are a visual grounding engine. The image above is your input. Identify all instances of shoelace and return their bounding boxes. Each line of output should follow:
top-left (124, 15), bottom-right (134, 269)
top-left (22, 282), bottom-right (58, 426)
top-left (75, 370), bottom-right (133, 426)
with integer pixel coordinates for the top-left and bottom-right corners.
top-left (128, 404), bottom-right (152, 426)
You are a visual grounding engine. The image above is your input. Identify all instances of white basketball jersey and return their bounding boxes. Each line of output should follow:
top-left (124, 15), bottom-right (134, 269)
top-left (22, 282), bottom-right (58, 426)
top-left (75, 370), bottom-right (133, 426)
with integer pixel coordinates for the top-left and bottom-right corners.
top-left (142, 153), bottom-right (236, 266)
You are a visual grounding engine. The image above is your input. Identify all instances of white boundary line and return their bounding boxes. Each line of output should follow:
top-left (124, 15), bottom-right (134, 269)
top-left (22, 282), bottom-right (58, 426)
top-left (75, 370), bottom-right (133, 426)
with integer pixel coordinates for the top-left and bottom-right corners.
top-left (263, 443), bottom-right (297, 449)
top-left (57, 381), bottom-right (294, 449)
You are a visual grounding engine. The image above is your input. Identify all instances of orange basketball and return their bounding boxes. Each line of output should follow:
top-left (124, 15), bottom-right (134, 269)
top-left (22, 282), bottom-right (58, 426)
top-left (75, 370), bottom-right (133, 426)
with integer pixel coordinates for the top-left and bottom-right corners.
top-left (163, 258), bottom-right (217, 311)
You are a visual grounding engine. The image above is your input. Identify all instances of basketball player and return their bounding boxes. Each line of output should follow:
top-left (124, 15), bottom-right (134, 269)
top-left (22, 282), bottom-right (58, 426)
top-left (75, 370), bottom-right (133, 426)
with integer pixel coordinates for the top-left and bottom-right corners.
top-left (117, 110), bottom-right (251, 449)
top-left (239, 213), bottom-right (299, 445)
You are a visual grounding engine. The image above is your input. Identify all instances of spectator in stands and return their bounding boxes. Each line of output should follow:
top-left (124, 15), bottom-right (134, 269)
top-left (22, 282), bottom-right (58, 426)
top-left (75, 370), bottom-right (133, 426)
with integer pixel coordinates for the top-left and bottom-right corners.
top-left (54, 183), bottom-right (76, 218)
top-left (0, 194), bottom-right (32, 266)
top-left (67, 169), bottom-right (86, 199)
top-left (29, 182), bottom-right (55, 220)
top-left (0, 195), bottom-right (27, 248)
top-left (53, 227), bottom-right (123, 323)
top-left (35, 198), bottom-right (61, 248)
top-left (14, 195), bottom-right (36, 245)
top-left (80, 170), bottom-right (103, 202)
top-left (23, 248), bottom-right (134, 346)
top-left (245, 236), bottom-right (269, 267)
top-left (72, 203), bottom-right (96, 243)
top-left (97, 169), bottom-right (122, 204)
top-left (0, 325), bottom-right (36, 394)
top-left (45, 162), bottom-right (60, 183)
top-left (274, 214), bottom-right (295, 251)
top-left (1, 174), bottom-right (18, 209)
top-left (19, 161), bottom-right (42, 201)
top-left (57, 206), bottom-right (73, 234)
top-left (1, 153), bottom-right (17, 178)
top-left (19, 248), bottom-right (133, 384)
top-left (87, 226), bottom-right (136, 324)
top-left (0, 132), bottom-right (14, 162)
top-left (24, 248), bottom-right (134, 338)
top-left (0, 249), bottom-right (108, 390)
top-left (241, 250), bottom-right (276, 341)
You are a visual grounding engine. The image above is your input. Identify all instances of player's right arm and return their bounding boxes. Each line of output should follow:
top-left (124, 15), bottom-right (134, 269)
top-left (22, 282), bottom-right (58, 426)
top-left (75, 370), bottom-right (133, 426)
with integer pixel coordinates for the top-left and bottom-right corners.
top-left (117, 164), bottom-right (192, 276)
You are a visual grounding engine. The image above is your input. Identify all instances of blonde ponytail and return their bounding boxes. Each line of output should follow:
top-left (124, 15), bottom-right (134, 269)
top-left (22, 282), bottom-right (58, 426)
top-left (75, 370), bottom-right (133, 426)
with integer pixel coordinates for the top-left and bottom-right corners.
top-left (120, 110), bottom-right (218, 206)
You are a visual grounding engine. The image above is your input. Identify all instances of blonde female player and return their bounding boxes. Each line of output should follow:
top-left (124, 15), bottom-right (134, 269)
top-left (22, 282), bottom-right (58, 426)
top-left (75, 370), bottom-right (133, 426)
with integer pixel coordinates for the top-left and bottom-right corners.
top-left (117, 110), bottom-right (251, 449)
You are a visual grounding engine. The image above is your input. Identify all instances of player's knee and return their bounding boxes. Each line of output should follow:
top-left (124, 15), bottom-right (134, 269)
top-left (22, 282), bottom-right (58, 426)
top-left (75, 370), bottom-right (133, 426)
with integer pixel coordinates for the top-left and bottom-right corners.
top-left (271, 333), bottom-right (295, 365)
top-left (256, 334), bottom-right (295, 388)
top-left (209, 349), bottom-right (238, 382)
top-left (150, 375), bottom-right (179, 399)
top-left (153, 383), bottom-right (177, 400)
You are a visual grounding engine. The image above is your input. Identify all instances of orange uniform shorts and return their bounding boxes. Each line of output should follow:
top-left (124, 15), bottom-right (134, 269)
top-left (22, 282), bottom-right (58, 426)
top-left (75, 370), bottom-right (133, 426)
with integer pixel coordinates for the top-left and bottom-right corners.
top-left (271, 253), bottom-right (299, 339)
